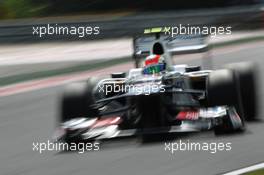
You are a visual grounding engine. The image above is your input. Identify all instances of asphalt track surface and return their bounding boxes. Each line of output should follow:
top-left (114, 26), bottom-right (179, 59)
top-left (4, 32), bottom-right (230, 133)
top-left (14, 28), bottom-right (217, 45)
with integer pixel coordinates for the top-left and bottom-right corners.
top-left (1, 42), bottom-right (264, 175)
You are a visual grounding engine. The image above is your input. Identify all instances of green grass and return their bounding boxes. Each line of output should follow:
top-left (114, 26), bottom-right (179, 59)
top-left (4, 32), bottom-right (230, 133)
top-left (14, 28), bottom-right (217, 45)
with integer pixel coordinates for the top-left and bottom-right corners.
top-left (1, 0), bottom-right (47, 19)
top-left (243, 169), bottom-right (264, 175)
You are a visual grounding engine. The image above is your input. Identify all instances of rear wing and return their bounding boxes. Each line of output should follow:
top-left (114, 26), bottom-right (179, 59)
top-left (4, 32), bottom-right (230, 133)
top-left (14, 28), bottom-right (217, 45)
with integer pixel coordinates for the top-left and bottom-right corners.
top-left (133, 27), bottom-right (210, 59)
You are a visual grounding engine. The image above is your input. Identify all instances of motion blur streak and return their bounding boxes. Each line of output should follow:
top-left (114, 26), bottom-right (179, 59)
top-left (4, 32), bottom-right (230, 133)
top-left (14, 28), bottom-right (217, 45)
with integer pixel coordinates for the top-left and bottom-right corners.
top-left (0, 41), bottom-right (263, 175)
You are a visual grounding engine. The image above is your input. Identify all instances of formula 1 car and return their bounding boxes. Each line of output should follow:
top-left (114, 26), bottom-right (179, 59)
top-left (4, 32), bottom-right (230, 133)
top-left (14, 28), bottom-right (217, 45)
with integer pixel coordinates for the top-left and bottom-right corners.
top-left (54, 28), bottom-right (258, 143)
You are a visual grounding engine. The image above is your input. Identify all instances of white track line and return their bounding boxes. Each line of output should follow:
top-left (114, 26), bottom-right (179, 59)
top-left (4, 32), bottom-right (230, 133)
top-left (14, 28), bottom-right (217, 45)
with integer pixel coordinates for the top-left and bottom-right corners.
top-left (223, 162), bottom-right (264, 175)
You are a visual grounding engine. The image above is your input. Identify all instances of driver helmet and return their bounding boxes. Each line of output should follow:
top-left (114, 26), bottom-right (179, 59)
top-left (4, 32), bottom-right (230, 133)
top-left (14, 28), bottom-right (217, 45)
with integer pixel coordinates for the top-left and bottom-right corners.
top-left (143, 54), bottom-right (166, 75)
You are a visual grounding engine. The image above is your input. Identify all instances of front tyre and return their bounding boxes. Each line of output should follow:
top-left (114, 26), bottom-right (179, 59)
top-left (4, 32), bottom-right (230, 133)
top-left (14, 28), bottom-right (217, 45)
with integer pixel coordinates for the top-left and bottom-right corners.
top-left (60, 78), bottom-right (100, 123)
top-left (206, 69), bottom-right (245, 131)
top-left (224, 62), bottom-right (258, 121)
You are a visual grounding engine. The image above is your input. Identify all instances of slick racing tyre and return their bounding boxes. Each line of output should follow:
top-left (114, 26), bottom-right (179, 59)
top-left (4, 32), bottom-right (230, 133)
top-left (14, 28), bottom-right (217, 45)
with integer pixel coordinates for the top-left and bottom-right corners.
top-left (206, 69), bottom-right (245, 130)
top-left (60, 77), bottom-right (100, 122)
top-left (224, 62), bottom-right (258, 121)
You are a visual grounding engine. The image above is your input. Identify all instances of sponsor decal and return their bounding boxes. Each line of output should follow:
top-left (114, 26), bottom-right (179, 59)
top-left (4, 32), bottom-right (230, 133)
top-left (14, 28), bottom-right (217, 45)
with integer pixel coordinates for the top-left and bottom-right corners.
top-left (176, 111), bottom-right (199, 120)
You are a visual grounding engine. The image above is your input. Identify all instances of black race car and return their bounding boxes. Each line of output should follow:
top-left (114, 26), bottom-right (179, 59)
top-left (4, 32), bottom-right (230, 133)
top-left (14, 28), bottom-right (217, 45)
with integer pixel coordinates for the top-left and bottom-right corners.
top-left (54, 30), bottom-right (258, 143)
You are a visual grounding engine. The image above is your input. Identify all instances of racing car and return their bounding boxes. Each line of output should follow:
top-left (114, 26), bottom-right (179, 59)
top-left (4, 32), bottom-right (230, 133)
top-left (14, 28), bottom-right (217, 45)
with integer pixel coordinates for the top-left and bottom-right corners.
top-left (54, 28), bottom-right (258, 143)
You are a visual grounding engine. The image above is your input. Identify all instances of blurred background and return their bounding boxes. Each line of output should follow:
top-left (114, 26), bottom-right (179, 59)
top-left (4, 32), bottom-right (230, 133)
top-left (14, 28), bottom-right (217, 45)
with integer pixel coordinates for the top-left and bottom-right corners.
top-left (0, 0), bottom-right (263, 81)
top-left (0, 0), bottom-right (263, 19)
top-left (0, 1), bottom-right (264, 175)
top-left (0, 0), bottom-right (264, 42)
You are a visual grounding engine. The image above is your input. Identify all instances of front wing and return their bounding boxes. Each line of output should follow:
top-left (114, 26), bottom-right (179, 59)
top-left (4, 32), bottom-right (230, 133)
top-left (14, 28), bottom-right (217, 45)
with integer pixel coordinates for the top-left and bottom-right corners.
top-left (53, 106), bottom-right (243, 142)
